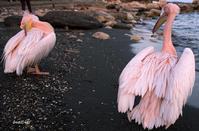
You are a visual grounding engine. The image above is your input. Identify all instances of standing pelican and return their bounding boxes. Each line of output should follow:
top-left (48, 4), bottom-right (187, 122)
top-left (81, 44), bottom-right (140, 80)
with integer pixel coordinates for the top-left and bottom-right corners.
top-left (117, 3), bottom-right (195, 129)
top-left (3, 12), bottom-right (56, 75)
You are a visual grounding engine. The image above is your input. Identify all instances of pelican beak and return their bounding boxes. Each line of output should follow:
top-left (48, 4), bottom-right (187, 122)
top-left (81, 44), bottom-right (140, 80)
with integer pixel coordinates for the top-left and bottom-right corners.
top-left (23, 21), bottom-right (32, 36)
top-left (152, 12), bottom-right (167, 33)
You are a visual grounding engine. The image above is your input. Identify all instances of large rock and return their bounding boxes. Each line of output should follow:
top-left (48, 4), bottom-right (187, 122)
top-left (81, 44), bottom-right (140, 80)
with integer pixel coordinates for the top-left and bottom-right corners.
top-left (4, 15), bottom-right (22, 27)
top-left (34, 9), bottom-right (49, 17)
top-left (179, 4), bottom-right (194, 12)
top-left (103, 0), bottom-right (121, 4)
top-left (193, 4), bottom-right (199, 10)
top-left (104, 20), bottom-right (117, 26)
top-left (92, 10), bottom-right (115, 23)
top-left (193, 0), bottom-right (199, 4)
top-left (41, 11), bottom-right (103, 29)
top-left (111, 12), bottom-right (137, 22)
top-left (106, 4), bottom-right (118, 9)
top-left (112, 22), bottom-right (132, 29)
top-left (119, 2), bottom-right (147, 11)
top-left (146, 9), bottom-right (161, 17)
top-left (146, 3), bottom-right (161, 10)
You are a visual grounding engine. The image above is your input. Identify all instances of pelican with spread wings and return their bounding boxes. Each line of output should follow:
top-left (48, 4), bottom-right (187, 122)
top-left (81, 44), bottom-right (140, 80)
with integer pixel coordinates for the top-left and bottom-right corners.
top-left (117, 3), bottom-right (195, 129)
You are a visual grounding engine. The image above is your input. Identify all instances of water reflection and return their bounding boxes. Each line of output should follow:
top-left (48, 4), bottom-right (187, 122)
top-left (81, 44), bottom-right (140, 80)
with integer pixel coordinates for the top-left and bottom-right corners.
top-left (130, 12), bottom-right (199, 108)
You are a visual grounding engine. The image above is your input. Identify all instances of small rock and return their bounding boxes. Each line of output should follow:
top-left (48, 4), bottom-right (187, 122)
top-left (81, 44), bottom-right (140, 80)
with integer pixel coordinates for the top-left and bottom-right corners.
top-left (112, 22), bottom-right (132, 30)
top-left (79, 33), bottom-right (85, 36)
top-left (125, 34), bottom-right (142, 42)
top-left (131, 20), bottom-right (137, 24)
top-left (35, 9), bottom-right (46, 16)
top-left (105, 26), bottom-right (112, 29)
top-left (76, 39), bottom-right (83, 42)
top-left (30, 126), bottom-right (36, 131)
top-left (96, 15), bottom-right (106, 23)
top-left (13, 12), bottom-right (18, 16)
top-left (103, 0), bottom-right (121, 4)
top-left (92, 32), bottom-right (110, 40)
top-left (126, 12), bottom-right (134, 21)
top-left (130, 35), bottom-right (142, 43)
top-left (104, 20), bottom-right (117, 27)
top-left (65, 26), bottom-right (69, 31)
top-left (69, 35), bottom-right (77, 39)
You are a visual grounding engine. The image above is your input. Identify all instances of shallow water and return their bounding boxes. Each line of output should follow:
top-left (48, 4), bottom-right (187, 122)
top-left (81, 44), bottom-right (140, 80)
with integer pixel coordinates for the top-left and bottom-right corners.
top-left (130, 12), bottom-right (199, 108)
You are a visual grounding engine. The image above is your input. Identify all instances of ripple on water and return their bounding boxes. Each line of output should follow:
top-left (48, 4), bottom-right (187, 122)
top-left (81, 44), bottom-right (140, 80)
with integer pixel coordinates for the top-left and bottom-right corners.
top-left (130, 12), bottom-right (199, 108)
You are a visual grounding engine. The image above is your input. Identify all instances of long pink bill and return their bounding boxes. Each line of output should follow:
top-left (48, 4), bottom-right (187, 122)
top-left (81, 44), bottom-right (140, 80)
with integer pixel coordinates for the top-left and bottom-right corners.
top-left (152, 14), bottom-right (167, 34)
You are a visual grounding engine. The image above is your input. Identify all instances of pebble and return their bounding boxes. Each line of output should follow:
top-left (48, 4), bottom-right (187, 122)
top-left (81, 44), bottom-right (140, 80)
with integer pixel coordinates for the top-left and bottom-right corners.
top-left (92, 32), bottom-right (110, 40)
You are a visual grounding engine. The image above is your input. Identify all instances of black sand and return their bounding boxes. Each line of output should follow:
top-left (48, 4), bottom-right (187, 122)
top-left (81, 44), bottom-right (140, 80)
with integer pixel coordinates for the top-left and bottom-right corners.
top-left (0, 24), bottom-right (199, 131)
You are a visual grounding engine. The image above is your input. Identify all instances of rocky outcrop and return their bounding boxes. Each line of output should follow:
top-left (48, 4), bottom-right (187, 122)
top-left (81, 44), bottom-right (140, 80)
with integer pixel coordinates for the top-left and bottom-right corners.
top-left (112, 22), bottom-right (132, 29)
top-left (92, 10), bottom-right (115, 23)
top-left (41, 11), bottom-right (103, 29)
top-left (103, 0), bottom-right (121, 4)
top-left (4, 15), bottom-right (22, 27)
top-left (146, 9), bottom-right (161, 17)
top-left (178, 4), bottom-right (194, 12)
top-left (119, 1), bottom-right (147, 11)
top-left (146, 3), bottom-right (161, 10)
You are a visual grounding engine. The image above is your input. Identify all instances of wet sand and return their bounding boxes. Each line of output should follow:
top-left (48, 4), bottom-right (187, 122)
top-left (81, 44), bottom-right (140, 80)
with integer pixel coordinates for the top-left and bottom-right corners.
top-left (0, 23), bottom-right (199, 130)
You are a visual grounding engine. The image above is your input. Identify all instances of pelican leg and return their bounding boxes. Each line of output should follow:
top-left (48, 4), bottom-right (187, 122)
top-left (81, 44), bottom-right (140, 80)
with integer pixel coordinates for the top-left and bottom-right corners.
top-left (27, 67), bottom-right (36, 73)
top-left (34, 64), bottom-right (49, 75)
top-left (27, 64), bottom-right (49, 75)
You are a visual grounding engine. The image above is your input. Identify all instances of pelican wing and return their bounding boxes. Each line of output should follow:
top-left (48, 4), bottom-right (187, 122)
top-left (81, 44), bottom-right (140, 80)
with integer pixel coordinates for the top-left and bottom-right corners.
top-left (161, 48), bottom-right (195, 126)
top-left (3, 30), bottom-right (26, 73)
top-left (118, 46), bottom-right (154, 113)
top-left (16, 31), bottom-right (56, 75)
top-left (3, 30), bottom-right (25, 58)
top-left (171, 48), bottom-right (195, 104)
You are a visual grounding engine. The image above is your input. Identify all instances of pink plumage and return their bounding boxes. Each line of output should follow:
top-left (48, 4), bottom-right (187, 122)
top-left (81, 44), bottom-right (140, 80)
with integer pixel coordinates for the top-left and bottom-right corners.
top-left (3, 11), bottom-right (56, 75)
top-left (117, 3), bottom-right (195, 129)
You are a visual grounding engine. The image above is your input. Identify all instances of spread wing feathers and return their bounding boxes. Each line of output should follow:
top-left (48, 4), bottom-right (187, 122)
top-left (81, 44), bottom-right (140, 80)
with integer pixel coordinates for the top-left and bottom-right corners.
top-left (3, 30), bottom-right (25, 59)
top-left (118, 46), bottom-right (154, 113)
top-left (161, 48), bottom-right (195, 127)
top-left (16, 32), bottom-right (56, 75)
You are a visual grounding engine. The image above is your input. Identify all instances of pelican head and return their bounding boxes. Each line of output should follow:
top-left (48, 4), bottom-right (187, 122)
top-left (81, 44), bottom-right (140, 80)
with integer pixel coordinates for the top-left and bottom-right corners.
top-left (20, 12), bottom-right (39, 35)
top-left (152, 3), bottom-right (180, 33)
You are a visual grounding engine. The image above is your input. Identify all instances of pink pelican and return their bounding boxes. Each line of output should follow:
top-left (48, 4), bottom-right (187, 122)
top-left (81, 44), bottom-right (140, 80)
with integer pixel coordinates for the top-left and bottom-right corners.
top-left (117, 3), bottom-right (195, 129)
top-left (3, 12), bottom-right (56, 75)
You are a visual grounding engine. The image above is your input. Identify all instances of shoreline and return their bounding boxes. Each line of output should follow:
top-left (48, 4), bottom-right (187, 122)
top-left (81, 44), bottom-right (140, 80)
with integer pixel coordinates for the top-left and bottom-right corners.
top-left (0, 1), bottom-right (199, 131)
top-left (0, 23), bottom-right (199, 131)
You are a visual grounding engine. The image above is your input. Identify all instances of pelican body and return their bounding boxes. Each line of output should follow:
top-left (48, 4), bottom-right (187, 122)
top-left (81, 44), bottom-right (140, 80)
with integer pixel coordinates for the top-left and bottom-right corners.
top-left (117, 3), bottom-right (195, 129)
top-left (3, 12), bottom-right (56, 75)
